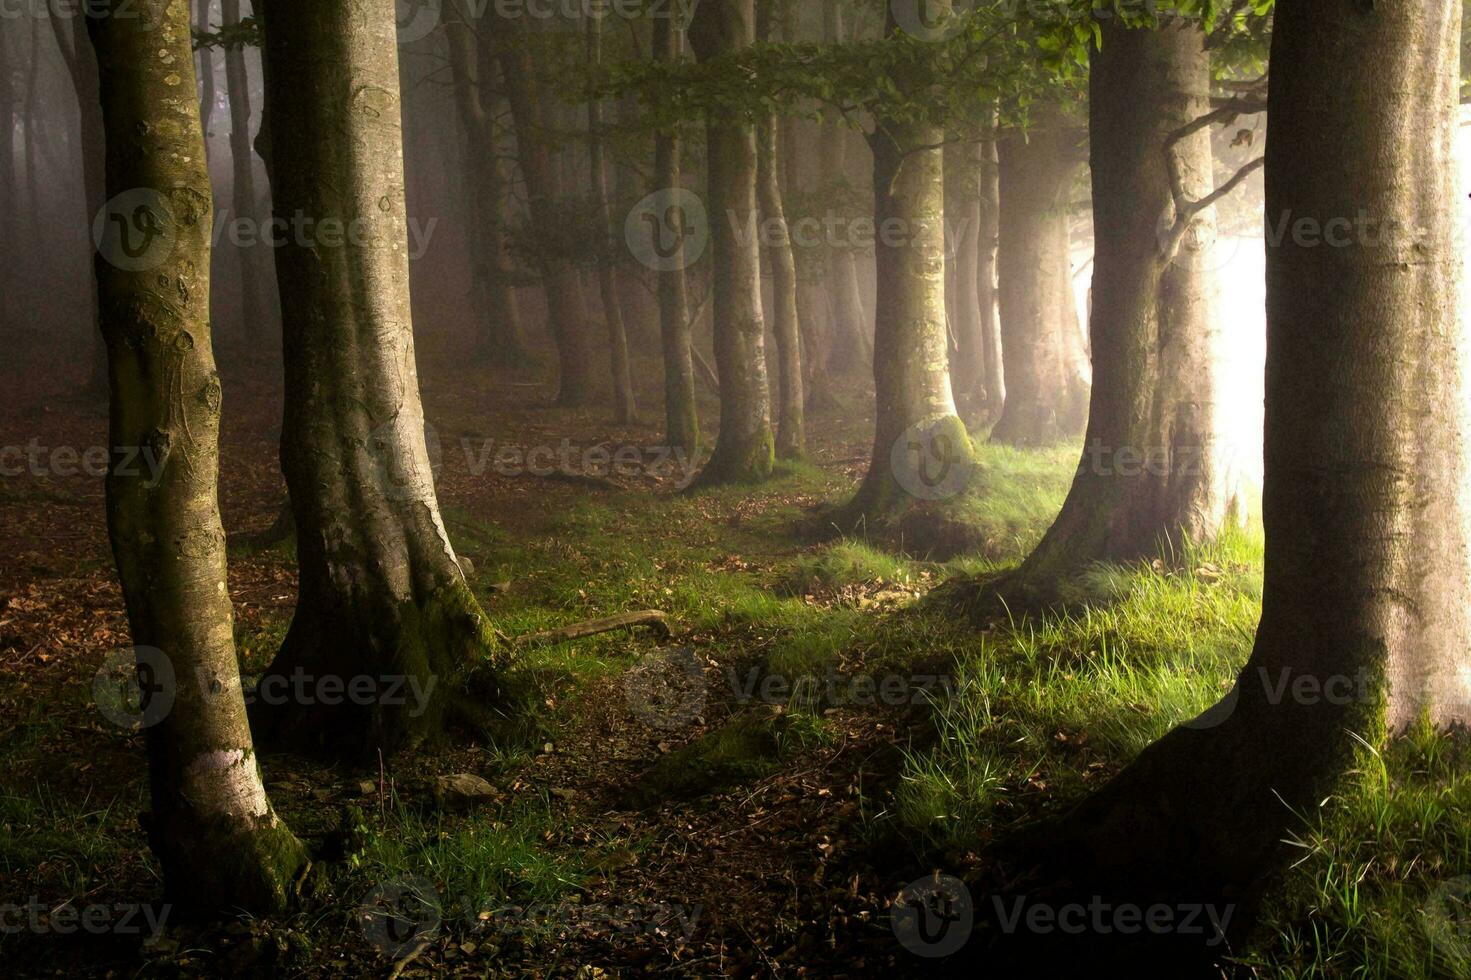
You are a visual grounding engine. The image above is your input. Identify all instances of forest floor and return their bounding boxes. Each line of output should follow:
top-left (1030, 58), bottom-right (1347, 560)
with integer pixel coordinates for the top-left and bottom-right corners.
top-left (1, 343), bottom-right (1469, 978)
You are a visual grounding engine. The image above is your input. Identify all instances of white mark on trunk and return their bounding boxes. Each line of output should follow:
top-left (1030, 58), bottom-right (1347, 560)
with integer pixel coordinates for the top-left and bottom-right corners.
top-left (185, 749), bottom-right (272, 823)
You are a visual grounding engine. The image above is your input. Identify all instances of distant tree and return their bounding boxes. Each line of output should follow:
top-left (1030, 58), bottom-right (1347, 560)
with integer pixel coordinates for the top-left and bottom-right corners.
top-left (221, 0), bottom-right (272, 342)
top-left (87, 0), bottom-right (307, 911)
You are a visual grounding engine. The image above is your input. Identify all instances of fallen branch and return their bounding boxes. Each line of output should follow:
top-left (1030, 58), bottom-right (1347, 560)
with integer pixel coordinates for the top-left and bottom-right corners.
top-left (515, 610), bottom-right (672, 646)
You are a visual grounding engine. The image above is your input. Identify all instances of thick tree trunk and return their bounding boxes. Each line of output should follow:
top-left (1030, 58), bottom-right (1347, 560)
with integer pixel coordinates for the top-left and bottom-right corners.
top-left (494, 17), bottom-right (596, 406)
top-left (844, 6), bottom-right (973, 523)
top-left (990, 113), bottom-right (1090, 446)
top-left (652, 15), bottom-right (701, 458)
top-left (945, 138), bottom-right (985, 419)
top-left (1007, 2), bottom-right (1471, 965)
top-left (87, 0), bottom-right (307, 913)
top-left (222, 0), bottom-right (270, 342)
top-left (258, 0), bottom-right (505, 754)
top-left (447, 1), bottom-right (530, 367)
top-left (756, 2), bottom-right (803, 459)
top-left (587, 11), bottom-right (637, 424)
top-left (1002, 22), bottom-right (1227, 597)
top-left (689, 0), bottom-right (775, 486)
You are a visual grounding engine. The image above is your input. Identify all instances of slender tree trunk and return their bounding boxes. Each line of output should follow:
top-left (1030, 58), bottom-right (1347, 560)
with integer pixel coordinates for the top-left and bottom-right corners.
top-left (87, 0), bottom-right (307, 913)
top-left (196, 0), bottom-right (216, 157)
top-left (257, 0), bottom-right (506, 754)
top-left (990, 113), bottom-right (1091, 446)
top-left (652, 15), bottom-right (701, 458)
top-left (820, 0), bottom-right (872, 380)
top-left (945, 138), bottom-right (985, 419)
top-left (688, 0), bottom-right (775, 486)
top-left (977, 122), bottom-right (1004, 423)
top-left (494, 16), bottom-right (596, 406)
top-left (222, 0), bottom-right (269, 342)
top-left (1003, 22), bottom-right (1227, 599)
top-left (587, 10), bottom-right (637, 423)
top-left (756, 1), bottom-right (803, 459)
top-left (843, 4), bottom-right (973, 523)
top-left (48, 12), bottom-right (110, 399)
top-left (1013, 2), bottom-right (1471, 963)
top-left (447, 0), bottom-right (530, 367)
top-left (0, 33), bottom-right (13, 328)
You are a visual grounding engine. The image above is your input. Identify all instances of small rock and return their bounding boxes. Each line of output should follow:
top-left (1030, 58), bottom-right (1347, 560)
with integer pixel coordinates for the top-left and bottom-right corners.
top-left (357, 780), bottom-right (377, 796)
top-left (434, 773), bottom-right (500, 810)
top-left (457, 555), bottom-right (476, 577)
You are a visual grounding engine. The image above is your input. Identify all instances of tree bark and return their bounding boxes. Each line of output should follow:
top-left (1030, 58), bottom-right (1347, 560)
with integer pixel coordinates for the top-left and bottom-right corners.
top-left (945, 138), bottom-right (984, 418)
top-left (1010, 1), bottom-right (1471, 961)
top-left (652, 14), bottom-right (701, 458)
top-left (493, 15), bottom-right (596, 406)
top-left (1001, 22), bottom-right (1227, 598)
top-left (258, 0), bottom-right (506, 754)
top-left (756, 1), bottom-right (804, 459)
top-left (688, 0), bottom-right (776, 486)
top-left (990, 112), bottom-right (1090, 446)
top-left (196, 0), bottom-right (216, 158)
top-left (87, 0), bottom-right (307, 913)
top-left (843, 2), bottom-right (973, 523)
top-left (587, 10), bottom-right (637, 424)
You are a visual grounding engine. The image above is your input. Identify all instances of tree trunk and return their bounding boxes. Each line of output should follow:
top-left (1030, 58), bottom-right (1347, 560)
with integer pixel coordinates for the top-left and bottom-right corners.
top-left (587, 10), bottom-right (637, 424)
top-left (258, 0), bottom-right (506, 754)
top-left (756, 1), bottom-right (803, 459)
top-left (844, 2), bottom-right (973, 523)
top-left (222, 0), bottom-right (270, 343)
top-left (447, 0), bottom-right (530, 367)
top-left (1012, 1), bottom-right (1471, 962)
top-left (945, 138), bottom-right (985, 419)
top-left (1001, 22), bottom-right (1227, 598)
top-left (652, 15), bottom-right (701, 458)
top-left (196, 0), bottom-right (216, 157)
top-left (494, 17), bottom-right (596, 406)
top-left (87, 0), bottom-right (307, 913)
top-left (977, 118), bottom-right (1004, 420)
top-left (990, 113), bottom-right (1090, 446)
top-left (688, 0), bottom-right (775, 486)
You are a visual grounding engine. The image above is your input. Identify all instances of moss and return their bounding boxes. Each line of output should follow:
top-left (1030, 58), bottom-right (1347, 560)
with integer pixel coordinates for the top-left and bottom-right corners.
top-left (625, 707), bottom-right (805, 806)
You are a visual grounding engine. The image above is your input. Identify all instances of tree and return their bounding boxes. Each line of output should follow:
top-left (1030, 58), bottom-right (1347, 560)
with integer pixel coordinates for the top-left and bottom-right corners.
top-left (587, 8), bottom-right (638, 424)
top-left (257, 0), bottom-right (506, 753)
top-left (756, 0), bottom-right (804, 460)
top-left (946, 113), bottom-right (1004, 422)
top-left (688, 0), bottom-right (777, 486)
top-left (221, 0), bottom-right (273, 343)
top-left (445, 0), bottom-right (530, 367)
top-left (87, 0), bottom-right (307, 912)
top-left (993, 18), bottom-right (1230, 600)
top-left (1014, 0), bottom-right (1471, 961)
top-left (494, 13), bottom-right (598, 407)
top-left (988, 105), bottom-right (1092, 447)
top-left (651, 12), bottom-right (702, 458)
top-left (840, 3), bottom-right (975, 523)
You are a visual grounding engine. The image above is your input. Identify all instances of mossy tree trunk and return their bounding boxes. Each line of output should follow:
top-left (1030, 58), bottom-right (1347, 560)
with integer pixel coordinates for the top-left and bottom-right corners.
top-left (843, 2), bottom-right (974, 524)
top-left (87, 0), bottom-right (307, 914)
top-left (652, 14), bottom-right (701, 459)
top-left (688, 0), bottom-right (776, 486)
top-left (494, 15), bottom-right (596, 406)
top-left (990, 112), bottom-right (1090, 446)
top-left (1000, 22), bottom-right (1227, 600)
top-left (756, 1), bottom-right (804, 460)
top-left (1024, 0), bottom-right (1471, 953)
top-left (587, 9), bottom-right (637, 424)
top-left (447, 0), bottom-right (529, 367)
top-left (258, 0), bottom-right (505, 755)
